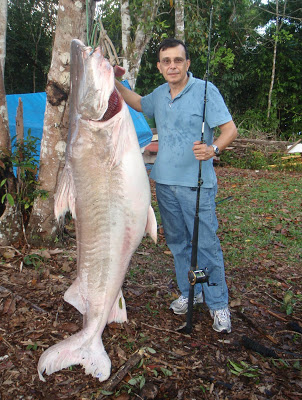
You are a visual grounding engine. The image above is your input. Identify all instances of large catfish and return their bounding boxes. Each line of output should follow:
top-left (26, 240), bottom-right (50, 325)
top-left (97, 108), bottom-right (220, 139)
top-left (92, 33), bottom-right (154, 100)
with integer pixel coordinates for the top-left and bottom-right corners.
top-left (38, 39), bottom-right (157, 382)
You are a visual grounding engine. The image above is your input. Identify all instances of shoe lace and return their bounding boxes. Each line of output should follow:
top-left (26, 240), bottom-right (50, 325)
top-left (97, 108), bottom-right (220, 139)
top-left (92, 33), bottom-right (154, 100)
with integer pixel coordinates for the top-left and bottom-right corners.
top-left (178, 295), bottom-right (188, 304)
top-left (215, 309), bottom-right (229, 323)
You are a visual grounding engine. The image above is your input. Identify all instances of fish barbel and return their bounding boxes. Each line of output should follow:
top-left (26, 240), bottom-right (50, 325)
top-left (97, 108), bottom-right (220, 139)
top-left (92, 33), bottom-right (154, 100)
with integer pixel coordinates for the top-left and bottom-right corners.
top-left (37, 39), bottom-right (157, 382)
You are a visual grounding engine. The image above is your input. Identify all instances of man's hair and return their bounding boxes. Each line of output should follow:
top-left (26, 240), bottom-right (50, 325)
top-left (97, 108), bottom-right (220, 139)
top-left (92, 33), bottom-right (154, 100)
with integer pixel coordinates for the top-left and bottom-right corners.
top-left (157, 38), bottom-right (189, 61)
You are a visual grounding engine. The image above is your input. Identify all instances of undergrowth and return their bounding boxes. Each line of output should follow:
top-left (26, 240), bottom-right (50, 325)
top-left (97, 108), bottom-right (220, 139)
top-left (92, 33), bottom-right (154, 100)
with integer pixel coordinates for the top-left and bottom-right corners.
top-left (220, 149), bottom-right (302, 172)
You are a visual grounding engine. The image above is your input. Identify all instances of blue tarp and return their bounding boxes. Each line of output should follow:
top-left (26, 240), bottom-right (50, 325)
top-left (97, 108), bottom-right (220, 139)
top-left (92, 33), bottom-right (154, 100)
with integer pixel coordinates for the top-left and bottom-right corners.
top-left (6, 82), bottom-right (152, 155)
top-left (6, 92), bottom-right (47, 146)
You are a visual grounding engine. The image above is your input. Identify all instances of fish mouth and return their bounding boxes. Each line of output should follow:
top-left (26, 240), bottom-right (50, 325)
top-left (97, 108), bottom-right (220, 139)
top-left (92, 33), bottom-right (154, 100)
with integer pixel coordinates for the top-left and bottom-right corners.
top-left (100, 88), bottom-right (122, 121)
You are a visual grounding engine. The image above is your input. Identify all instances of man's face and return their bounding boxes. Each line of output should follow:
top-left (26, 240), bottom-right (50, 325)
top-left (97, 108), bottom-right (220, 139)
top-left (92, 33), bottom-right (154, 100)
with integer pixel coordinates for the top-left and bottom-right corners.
top-left (157, 44), bottom-right (190, 86)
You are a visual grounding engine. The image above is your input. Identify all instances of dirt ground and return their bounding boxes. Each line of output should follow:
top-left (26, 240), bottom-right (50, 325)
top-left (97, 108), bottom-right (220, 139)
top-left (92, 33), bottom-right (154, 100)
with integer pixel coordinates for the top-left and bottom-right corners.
top-left (0, 167), bottom-right (301, 400)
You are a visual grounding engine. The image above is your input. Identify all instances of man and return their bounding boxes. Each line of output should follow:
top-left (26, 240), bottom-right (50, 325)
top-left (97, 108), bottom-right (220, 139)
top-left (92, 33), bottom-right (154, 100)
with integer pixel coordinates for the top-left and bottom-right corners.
top-left (115, 38), bottom-right (237, 333)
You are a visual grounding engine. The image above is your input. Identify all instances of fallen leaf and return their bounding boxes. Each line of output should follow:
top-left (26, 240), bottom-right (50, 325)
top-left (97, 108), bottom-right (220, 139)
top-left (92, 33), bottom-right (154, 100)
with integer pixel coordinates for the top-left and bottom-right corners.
top-left (3, 297), bottom-right (16, 314)
top-left (173, 348), bottom-right (188, 356)
top-left (40, 250), bottom-right (51, 259)
top-left (230, 298), bottom-right (242, 307)
top-left (59, 322), bottom-right (80, 333)
top-left (61, 261), bottom-right (72, 272)
top-left (2, 250), bottom-right (15, 260)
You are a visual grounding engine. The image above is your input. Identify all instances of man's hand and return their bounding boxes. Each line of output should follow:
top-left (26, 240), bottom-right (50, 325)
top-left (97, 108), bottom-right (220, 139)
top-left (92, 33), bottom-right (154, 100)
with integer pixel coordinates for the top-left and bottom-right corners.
top-left (193, 121), bottom-right (238, 161)
top-left (114, 65), bottom-right (126, 78)
top-left (193, 141), bottom-right (215, 161)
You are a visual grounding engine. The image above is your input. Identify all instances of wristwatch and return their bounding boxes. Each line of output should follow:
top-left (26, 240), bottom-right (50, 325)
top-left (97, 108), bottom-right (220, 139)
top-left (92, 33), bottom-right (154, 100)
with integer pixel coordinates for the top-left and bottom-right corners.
top-left (211, 144), bottom-right (220, 156)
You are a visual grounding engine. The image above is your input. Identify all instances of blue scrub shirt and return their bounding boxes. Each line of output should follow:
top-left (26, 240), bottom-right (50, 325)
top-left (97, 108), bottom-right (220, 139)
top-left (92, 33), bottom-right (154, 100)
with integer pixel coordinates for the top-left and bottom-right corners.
top-left (141, 72), bottom-right (232, 188)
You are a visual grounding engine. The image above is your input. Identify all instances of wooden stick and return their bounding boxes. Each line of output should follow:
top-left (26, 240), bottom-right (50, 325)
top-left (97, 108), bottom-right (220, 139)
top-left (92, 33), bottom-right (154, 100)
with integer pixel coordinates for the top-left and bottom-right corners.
top-left (145, 353), bottom-right (187, 371)
top-left (141, 322), bottom-right (191, 338)
top-left (236, 310), bottom-right (278, 344)
top-left (275, 330), bottom-right (302, 337)
top-left (249, 299), bottom-right (287, 321)
top-left (96, 348), bottom-right (145, 399)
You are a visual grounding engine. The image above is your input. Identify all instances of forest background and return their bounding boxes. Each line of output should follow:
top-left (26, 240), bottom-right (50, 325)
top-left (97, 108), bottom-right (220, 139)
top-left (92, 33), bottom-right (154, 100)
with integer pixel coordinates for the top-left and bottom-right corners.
top-left (4, 0), bottom-right (302, 141)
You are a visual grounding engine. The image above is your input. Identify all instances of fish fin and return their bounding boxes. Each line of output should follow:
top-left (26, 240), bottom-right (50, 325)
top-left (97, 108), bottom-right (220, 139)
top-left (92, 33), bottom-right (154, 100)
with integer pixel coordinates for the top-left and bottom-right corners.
top-left (64, 277), bottom-right (86, 314)
top-left (145, 205), bottom-right (157, 244)
top-left (38, 331), bottom-right (111, 382)
top-left (107, 289), bottom-right (127, 324)
top-left (54, 165), bottom-right (76, 220)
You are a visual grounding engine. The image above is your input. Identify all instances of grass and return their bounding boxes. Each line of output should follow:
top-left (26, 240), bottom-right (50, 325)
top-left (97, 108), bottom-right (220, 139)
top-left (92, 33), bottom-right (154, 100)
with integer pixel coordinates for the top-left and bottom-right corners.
top-left (216, 171), bottom-right (302, 271)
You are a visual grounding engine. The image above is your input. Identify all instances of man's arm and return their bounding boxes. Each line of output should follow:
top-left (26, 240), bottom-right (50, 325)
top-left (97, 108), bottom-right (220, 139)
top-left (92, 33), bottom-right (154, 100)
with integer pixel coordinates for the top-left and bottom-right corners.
top-left (192, 120), bottom-right (238, 161)
top-left (115, 79), bottom-right (143, 113)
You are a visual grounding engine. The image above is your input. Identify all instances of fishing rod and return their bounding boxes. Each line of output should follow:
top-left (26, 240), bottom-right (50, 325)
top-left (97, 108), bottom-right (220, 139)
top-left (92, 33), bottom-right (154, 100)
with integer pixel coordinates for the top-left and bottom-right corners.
top-left (182, 4), bottom-right (215, 334)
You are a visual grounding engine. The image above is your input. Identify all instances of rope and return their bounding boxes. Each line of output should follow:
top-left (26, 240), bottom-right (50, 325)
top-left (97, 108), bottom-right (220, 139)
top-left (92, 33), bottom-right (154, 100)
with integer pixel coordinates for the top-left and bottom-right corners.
top-left (97, 19), bottom-right (119, 66)
top-left (85, 1), bottom-right (119, 66)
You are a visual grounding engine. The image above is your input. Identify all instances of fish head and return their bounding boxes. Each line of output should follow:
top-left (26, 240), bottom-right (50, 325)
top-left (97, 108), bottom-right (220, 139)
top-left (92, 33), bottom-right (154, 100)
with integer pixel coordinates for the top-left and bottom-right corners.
top-left (70, 39), bottom-right (115, 121)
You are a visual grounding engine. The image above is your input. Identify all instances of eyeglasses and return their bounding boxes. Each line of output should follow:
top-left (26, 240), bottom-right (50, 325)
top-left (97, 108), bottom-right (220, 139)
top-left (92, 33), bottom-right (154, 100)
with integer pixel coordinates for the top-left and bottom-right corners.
top-left (160, 57), bottom-right (186, 66)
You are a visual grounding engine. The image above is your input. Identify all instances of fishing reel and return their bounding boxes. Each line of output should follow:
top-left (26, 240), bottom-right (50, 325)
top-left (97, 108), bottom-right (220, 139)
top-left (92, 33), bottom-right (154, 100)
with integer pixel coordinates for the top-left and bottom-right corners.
top-left (188, 268), bottom-right (217, 286)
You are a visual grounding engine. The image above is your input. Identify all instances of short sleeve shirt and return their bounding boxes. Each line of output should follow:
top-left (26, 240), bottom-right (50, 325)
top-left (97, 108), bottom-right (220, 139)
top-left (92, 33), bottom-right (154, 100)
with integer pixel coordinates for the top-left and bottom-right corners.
top-left (141, 72), bottom-right (232, 188)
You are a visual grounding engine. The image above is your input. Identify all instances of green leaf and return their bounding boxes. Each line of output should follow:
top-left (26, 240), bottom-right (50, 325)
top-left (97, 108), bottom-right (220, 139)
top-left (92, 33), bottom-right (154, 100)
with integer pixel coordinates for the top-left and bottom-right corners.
top-left (230, 369), bottom-right (240, 376)
top-left (293, 361), bottom-right (300, 370)
top-left (0, 178), bottom-right (7, 187)
top-left (240, 361), bottom-right (250, 368)
top-left (139, 376), bottom-right (146, 389)
top-left (160, 367), bottom-right (172, 376)
top-left (6, 193), bottom-right (14, 206)
top-left (99, 390), bottom-right (114, 395)
top-left (146, 347), bottom-right (156, 354)
top-left (243, 372), bottom-right (258, 378)
top-left (228, 360), bottom-right (243, 372)
top-left (128, 378), bottom-right (138, 386)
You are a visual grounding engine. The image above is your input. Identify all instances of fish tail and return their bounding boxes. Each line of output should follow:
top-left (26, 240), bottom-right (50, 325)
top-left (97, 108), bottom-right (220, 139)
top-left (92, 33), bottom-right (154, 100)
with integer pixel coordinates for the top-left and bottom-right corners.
top-left (37, 331), bottom-right (111, 382)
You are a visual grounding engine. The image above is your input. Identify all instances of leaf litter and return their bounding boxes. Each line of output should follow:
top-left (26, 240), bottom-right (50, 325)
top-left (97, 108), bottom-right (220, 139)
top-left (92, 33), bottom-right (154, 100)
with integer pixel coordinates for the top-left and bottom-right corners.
top-left (0, 167), bottom-right (301, 400)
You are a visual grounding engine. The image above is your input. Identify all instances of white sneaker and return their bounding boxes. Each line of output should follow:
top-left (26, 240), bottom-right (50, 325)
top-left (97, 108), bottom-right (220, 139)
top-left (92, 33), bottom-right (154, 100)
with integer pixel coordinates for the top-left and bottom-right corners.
top-left (210, 307), bottom-right (231, 333)
top-left (170, 292), bottom-right (203, 315)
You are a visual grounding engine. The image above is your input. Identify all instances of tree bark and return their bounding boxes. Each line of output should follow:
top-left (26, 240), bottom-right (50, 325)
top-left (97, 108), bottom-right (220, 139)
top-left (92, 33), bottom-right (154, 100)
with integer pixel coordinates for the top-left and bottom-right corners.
top-left (0, 1), bottom-right (22, 245)
top-left (175, 0), bottom-right (185, 41)
top-left (120, 0), bottom-right (161, 89)
top-left (27, 0), bottom-right (95, 245)
top-left (267, 0), bottom-right (286, 119)
top-left (0, 0), bottom-right (7, 75)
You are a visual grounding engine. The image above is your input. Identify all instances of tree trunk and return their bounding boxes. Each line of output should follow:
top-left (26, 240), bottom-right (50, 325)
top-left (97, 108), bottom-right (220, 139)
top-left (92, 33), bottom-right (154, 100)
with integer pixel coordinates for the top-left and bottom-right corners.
top-left (27, 0), bottom-right (95, 245)
top-left (0, 0), bottom-right (7, 75)
top-left (120, 0), bottom-right (161, 89)
top-left (0, 0), bottom-right (22, 245)
top-left (175, 0), bottom-right (185, 41)
top-left (267, 0), bottom-right (279, 119)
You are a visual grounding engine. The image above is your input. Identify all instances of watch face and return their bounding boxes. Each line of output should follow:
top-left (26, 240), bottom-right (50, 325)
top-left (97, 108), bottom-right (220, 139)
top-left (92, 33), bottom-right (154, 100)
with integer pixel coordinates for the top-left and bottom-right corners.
top-left (212, 145), bottom-right (219, 155)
